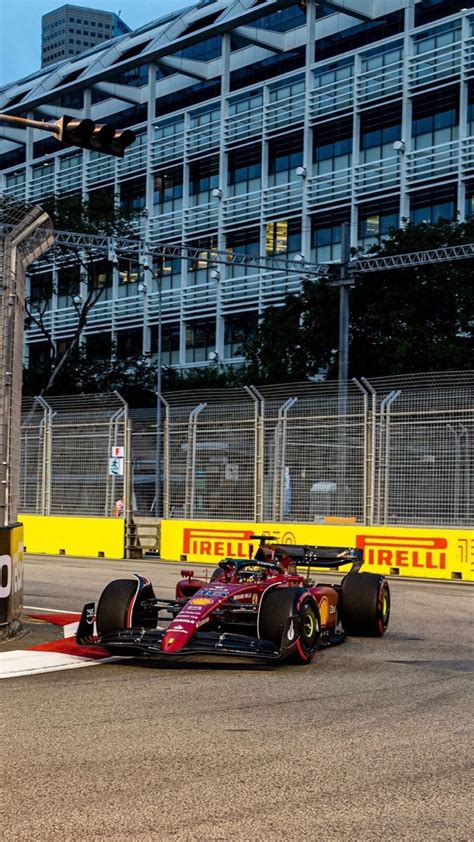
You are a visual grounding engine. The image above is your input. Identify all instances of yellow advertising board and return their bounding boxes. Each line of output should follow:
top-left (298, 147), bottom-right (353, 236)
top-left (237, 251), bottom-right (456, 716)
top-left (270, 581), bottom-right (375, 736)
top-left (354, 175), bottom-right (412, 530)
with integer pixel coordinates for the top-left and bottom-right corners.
top-left (161, 519), bottom-right (474, 582)
top-left (20, 514), bottom-right (125, 559)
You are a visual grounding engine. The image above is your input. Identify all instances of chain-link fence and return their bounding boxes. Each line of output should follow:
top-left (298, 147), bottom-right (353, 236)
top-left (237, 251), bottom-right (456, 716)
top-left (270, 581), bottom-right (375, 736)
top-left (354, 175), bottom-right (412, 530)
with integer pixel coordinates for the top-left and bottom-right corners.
top-left (20, 371), bottom-right (474, 529)
top-left (21, 393), bottom-right (127, 518)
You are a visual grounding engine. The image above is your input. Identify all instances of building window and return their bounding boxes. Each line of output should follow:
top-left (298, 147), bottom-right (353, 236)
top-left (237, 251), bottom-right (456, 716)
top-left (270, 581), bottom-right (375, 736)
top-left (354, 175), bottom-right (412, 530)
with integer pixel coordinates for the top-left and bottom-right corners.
top-left (311, 211), bottom-right (350, 263)
top-left (151, 323), bottom-right (180, 366)
top-left (360, 104), bottom-right (402, 162)
top-left (224, 313), bottom-right (258, 359)
top-left (314, 116), bottom-right (352, 173)
top-left (268, 132), bottom-right (303, 186)
top-left (120, 177), bottom-right (146, 212)
top-left (185, 319), bottom-right (216, 363)
top-left (226, 228), bottom-right (260, 278)
top-left (266, 218), bottom-right (301, 256)
top-left (358, 201), bottom-right (399, 249)
top-left (228, 145), bottom-right (261, 196)
top-left (412, 88), bottom-right (459, 150)
top-left (153, 167), bottom-right (183, 212)
top-left (116, 327), bottom-right (143, 358)
top-left (189, 156), bottom-right (219, 205)
top-left (410, 186), bottom-right (457, 224)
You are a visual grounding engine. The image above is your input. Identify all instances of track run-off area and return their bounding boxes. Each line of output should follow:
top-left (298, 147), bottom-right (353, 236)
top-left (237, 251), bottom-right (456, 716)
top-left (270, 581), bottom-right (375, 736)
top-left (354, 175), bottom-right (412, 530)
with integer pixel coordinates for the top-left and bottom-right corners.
top-left (2, 555), bottom-right (473, 841)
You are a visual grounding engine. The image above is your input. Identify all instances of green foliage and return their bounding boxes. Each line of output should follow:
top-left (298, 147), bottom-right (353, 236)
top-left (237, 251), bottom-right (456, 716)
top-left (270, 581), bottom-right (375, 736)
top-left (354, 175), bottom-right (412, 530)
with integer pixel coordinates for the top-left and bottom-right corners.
top-left (242, 219), bottom-right (474, 381)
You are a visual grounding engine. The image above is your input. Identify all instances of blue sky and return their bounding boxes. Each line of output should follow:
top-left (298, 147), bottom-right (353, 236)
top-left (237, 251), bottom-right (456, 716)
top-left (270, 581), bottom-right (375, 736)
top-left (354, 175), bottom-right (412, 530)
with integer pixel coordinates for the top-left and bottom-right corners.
top-left (0, 0), bottom-right (191, 86)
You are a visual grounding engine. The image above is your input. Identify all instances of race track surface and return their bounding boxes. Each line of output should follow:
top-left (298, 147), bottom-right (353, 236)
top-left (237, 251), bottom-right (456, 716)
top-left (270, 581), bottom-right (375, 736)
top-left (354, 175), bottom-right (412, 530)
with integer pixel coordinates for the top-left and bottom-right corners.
top-left (2, 556), bottom-right (473, 841)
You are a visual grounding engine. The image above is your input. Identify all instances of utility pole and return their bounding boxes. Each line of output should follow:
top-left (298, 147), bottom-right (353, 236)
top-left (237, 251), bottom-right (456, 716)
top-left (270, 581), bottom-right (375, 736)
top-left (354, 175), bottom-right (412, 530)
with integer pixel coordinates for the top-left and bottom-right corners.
top-left (333, 221), bottom-right (353, 515)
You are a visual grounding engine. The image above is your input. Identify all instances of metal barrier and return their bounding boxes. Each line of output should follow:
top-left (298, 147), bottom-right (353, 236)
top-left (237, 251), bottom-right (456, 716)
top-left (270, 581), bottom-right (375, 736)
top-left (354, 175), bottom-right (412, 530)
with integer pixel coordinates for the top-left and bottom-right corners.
top-left (20, 371), bottom-right (474, 530)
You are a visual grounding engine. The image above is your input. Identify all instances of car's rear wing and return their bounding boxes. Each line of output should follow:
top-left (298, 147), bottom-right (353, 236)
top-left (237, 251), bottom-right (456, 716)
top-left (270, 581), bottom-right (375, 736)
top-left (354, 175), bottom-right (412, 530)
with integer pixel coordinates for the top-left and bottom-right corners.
top-left (275, 545), bottom-right (363, 572)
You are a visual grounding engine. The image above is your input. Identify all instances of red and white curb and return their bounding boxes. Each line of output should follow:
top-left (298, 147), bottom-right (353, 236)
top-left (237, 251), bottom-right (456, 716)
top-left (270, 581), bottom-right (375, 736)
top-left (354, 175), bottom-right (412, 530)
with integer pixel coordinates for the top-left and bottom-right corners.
top-left (0, 607), bottom-right (116, 680)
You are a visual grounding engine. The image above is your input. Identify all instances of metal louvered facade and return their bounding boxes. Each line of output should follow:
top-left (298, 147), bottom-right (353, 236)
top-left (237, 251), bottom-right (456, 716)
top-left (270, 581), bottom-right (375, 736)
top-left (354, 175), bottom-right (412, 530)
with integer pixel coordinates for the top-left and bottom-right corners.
top-left (0, 0), bottom-right (472, 370)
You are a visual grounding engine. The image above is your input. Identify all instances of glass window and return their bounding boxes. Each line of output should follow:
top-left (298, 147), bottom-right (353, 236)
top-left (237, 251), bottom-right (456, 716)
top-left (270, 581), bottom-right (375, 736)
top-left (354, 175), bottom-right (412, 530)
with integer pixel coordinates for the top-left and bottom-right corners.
top-left (311, 212), bottom-right (349, 263)
top-left (410, 187), bottom-right (456, 224)
top-left (185, 319), bottom-right (216, 363)
top-left (268, 133), bottom-right (303, 186)
top-left (224, 313), bottom-right (258, 359)
top-left (266, 218), bottom-right (301, 256)
top-left (358, 203), bottom-right (399, 249)
top-left (153, 167), bottom-right (183, 212)
top-left (151, 323), bottom-right (180, 366)
top-left (228, 145), bottom-right (261, 196)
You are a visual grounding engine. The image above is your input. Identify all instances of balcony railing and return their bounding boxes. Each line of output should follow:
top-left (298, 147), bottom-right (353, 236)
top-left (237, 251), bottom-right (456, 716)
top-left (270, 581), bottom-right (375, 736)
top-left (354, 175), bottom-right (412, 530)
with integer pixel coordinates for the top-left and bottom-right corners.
top-left (307, 166), bottom-right (352, 209)
top-left (260, 271), bottom-right (302, 308)
top-left (355, 155), bottom-right (400, 196)
top-left (310, 75), bottom-right (353, 121)
top-left (148, 287), bottom-right (181, 319)
top-left (461, 135), bottom-right (474, 173)
top-left (182, 281), bottom-right (218, 318)
top-left (220, 274), bottom-right (260, 313)
top-left (56, 165), bottom-right (82, 193)
top-left (119, 141), bottom-right (148, 177)
top-left (28, 171), bottom-right (55, 202)
top-left (406, 140), bottom-right (459, 187)
top-left (86, 155), bottom-right (115, 188)
top-left (151, 131), bottom-right (185, 168)
top-left (465, 36), bottom-right (474, 78)
top-left (185, 201), bottom-right (219, 236)
top-left (263, 180), bottom-right (303, 218)
top-left (357, 58), bottom-right (404, 104)
top-left (3, 180), bottom-right (26, 201)
top-left (186, 120), bottom-right (221, 157)
top-left (223, 190), bottom-right (261, 228)
top-left (265, 90), bottom-right (305, 133)
top-left (224, 106), bottom-right (264, 146)
top-left (409, 39), bottom-right (462, 89)
top-left (149, 209), bottom-right (183, 243)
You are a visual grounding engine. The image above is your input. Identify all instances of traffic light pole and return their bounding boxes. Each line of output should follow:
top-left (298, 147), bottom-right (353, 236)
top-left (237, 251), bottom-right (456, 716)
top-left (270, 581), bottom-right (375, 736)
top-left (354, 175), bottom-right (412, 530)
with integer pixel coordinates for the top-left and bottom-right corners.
top-left (0, 113), bottom-right (135, 157)
top-left (0, 113), bottom-right (61, 136)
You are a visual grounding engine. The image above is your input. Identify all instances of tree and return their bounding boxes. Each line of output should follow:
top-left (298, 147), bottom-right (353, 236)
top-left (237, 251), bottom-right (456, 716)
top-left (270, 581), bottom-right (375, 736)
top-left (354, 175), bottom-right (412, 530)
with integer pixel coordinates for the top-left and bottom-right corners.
top-left (242, 219), bottom-right (474, 382)
top-left (24, 192), bottom-right (144, 394)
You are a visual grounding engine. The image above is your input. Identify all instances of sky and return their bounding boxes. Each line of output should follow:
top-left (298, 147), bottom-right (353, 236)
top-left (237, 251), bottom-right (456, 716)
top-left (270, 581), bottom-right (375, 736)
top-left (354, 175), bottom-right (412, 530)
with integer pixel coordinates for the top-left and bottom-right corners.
top-left (0, 0), bottom-right (191, 86)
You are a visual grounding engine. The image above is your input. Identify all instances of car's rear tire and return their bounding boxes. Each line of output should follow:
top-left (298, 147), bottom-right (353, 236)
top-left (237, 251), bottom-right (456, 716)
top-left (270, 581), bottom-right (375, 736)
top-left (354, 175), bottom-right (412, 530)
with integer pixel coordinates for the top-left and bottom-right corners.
top-left (96, 579), bottom-right (137, 636)
top-left (341, 573), bottom-right (390, 637)
top-left (259, 588), bottom-right (320, 663)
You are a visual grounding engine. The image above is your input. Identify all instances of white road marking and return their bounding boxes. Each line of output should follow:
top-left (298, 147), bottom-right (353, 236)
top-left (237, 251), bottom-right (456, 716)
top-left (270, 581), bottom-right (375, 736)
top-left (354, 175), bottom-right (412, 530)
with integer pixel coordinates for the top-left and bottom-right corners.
top-left (0, 650), bottom-right (113, 679)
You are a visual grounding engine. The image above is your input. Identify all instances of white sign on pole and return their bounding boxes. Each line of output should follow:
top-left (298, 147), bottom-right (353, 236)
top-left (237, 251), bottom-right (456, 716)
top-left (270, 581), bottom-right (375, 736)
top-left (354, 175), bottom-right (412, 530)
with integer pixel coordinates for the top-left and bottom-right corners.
top-left (109, 457), bottom-right (124, 476)
top-left (111, 446), bottom-right (124, 458)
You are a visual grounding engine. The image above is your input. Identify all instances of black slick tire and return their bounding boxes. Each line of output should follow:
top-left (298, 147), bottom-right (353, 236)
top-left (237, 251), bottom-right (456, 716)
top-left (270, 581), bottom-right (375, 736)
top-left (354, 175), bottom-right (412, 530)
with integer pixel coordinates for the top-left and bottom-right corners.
top-left (259, 587), bottom-right (320, 663)
top-left (96, 579), bottom-right (137, 636)
top-left (341, 573), bottom-right (390, 637)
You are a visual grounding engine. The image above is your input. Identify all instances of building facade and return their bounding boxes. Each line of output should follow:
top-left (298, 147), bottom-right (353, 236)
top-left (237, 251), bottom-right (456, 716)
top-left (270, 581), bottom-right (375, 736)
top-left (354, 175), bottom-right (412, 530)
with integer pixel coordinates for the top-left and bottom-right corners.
top-left (42, 4), bottom-right (130, 67)
top-left (0, 0), bottom-right (472, 370)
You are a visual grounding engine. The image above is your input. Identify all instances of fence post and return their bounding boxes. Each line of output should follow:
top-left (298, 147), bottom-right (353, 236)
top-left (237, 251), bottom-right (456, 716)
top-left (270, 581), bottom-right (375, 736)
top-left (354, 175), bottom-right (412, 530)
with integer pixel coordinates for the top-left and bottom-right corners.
top-left (273, 397), bottom-right (297, 521)
top-left (244, 385), bottom-right (265, 522)
top-left (104, 406), bottom-right (123, 517)
top-left (162, 396), bottom-right (170, 519)
top-left (184, 403), bottom-right (207, 519)
top-left (36, 396), bottom-right (53, 515)
top-left (360, 377), bottom-right (377, 525)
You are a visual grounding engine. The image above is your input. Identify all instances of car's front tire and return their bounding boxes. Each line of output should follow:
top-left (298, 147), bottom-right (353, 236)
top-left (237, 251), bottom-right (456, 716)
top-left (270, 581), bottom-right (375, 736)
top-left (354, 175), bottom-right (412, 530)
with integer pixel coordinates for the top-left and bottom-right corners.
top-left (258, 587), bottom-right (321, 663)
top-left (96, 579), bottom-right (138, 636)
top-left (341, 573), bottom-right (390, 637)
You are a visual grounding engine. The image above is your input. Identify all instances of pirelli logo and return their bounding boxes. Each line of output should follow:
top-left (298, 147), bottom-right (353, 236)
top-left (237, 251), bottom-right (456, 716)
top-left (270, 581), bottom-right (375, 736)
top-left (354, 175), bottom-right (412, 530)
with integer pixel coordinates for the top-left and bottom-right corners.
top-left (183, 528), bottom-right (255, 558)
top-left (356, 534), bottom-right (448, 570)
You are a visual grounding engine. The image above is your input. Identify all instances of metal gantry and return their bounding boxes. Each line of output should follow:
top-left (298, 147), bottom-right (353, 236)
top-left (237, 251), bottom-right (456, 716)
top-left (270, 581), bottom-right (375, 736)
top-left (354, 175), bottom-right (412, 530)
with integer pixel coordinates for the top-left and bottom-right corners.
top-left (4, 222), bottom-right (474, 277)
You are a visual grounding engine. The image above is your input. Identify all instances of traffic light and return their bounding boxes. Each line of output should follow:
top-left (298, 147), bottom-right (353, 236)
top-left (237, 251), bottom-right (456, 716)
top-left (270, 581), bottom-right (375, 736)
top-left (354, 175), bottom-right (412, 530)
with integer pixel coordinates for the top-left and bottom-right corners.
top-left (55, 115), bottom-right (136, 158)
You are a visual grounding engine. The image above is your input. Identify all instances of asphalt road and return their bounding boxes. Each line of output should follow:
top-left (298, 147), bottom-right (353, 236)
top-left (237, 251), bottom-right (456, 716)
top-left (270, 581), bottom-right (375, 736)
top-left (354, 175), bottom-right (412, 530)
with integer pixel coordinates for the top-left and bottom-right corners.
top-left (2, 556), bottom-right (473, 841)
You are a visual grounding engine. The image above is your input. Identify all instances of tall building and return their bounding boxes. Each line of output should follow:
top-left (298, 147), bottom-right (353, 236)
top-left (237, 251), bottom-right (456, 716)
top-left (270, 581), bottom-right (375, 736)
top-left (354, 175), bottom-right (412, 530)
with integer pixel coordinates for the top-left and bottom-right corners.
top-left (0, 0), bottom-right (472, 371)
top-left (42, 4), bottom-right (130, 67)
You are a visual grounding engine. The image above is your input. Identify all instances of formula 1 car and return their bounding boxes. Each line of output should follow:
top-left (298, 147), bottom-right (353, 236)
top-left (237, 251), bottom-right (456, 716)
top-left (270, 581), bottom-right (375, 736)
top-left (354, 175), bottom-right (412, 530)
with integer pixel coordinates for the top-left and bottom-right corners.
top-left (76, 536), bottom-right (390, 664)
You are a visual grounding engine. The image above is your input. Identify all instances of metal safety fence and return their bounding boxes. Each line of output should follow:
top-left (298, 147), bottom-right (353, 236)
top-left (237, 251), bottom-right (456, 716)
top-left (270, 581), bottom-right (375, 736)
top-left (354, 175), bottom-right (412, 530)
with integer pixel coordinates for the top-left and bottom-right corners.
top-left (20, 371), bottom-right (474, 529)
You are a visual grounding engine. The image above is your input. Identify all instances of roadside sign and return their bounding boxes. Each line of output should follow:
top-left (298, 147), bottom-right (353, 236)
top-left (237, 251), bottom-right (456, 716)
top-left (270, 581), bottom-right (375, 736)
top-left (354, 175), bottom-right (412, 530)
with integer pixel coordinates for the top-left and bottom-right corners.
top-left (111, 446), bottom-right (124, 458)
top-left (109, 457), bottom-right (124, 476)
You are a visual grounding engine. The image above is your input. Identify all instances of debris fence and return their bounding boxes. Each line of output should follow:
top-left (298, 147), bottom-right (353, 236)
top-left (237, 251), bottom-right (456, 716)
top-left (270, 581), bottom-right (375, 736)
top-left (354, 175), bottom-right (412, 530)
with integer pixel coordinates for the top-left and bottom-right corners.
top-left (20, 371), bottom-right (474, 529)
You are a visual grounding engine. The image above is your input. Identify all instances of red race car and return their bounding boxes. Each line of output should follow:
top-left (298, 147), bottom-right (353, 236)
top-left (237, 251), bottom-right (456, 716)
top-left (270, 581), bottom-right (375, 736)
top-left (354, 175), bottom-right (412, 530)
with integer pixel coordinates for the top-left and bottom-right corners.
top-left (76, 535), bottom-right (390, 664)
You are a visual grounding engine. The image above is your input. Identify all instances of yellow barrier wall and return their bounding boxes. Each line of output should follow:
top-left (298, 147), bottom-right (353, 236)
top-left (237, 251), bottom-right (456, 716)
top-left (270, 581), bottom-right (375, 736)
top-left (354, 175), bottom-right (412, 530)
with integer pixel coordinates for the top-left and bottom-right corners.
top-left (20, 514), bottom-right (125, 559)
top-left (161, 520), bottom-right (474, 581)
